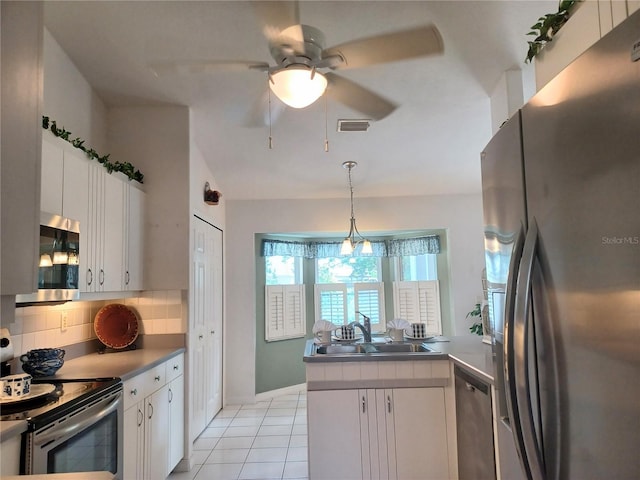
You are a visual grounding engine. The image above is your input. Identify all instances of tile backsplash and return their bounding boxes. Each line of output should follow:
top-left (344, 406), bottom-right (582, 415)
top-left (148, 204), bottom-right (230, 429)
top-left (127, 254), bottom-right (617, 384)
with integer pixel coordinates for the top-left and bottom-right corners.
top-left (7, 290), bottom-right (186, 357)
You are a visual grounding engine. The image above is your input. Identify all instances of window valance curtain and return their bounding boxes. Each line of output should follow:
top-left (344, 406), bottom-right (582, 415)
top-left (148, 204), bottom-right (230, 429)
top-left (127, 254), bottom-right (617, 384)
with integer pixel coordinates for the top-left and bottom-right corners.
top-left (386, 235), bottom-right (441, 256)
top-left (261, 235), bottom-right (439, 258)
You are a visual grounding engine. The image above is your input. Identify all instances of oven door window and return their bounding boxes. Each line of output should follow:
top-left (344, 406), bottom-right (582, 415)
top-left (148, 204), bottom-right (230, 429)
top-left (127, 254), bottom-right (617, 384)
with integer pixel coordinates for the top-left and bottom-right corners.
top-left (47, 410), bottom-right (118, 474)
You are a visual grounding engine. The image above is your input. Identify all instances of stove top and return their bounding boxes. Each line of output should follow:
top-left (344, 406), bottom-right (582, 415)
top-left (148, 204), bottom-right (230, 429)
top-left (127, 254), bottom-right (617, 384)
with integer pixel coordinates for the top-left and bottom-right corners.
top-left (0, 377), bottom-right (121, 423)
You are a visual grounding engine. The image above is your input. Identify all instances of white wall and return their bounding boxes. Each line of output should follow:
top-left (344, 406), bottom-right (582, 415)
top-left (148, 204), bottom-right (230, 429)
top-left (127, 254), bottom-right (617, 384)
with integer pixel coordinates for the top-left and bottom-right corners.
top-left (43, 28), bottom-right (107, 152)
top-left (189, 110), bottom-right (225, 229)
top-left (489, 67), bottom-right (535, 135)
top-left (224, 193), bottom-right (485, 404)
top-left (107, 106), bottom-right (191, 291)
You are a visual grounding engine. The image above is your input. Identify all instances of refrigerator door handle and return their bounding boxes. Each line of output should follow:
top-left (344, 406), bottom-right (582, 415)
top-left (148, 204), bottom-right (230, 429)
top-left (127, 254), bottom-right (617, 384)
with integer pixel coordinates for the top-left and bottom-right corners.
top-left (514, 218), bottom-right (545, 480)
top-left (503, 223), bottom-right (532, 479)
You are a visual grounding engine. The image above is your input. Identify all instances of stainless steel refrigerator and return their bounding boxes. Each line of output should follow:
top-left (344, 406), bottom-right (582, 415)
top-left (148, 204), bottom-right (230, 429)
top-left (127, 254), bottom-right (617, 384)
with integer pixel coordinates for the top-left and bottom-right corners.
top-left (481, 11), bottom-right (640, 480)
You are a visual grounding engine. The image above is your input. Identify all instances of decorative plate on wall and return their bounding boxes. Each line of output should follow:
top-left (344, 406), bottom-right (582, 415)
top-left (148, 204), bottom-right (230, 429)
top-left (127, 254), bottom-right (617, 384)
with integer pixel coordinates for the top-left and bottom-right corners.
top-left (94, 304), bottom-right (139, 349)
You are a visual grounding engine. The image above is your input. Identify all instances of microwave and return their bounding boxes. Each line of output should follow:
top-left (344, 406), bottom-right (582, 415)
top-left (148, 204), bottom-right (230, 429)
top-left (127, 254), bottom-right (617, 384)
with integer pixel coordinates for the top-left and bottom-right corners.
top-left (16, 213), bottom-right (80, 304)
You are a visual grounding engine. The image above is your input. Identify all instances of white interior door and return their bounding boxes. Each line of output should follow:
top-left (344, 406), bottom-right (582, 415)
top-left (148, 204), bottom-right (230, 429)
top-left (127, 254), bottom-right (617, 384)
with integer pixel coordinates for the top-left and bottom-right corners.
top-left (206, 226), bottom-right (223, 421)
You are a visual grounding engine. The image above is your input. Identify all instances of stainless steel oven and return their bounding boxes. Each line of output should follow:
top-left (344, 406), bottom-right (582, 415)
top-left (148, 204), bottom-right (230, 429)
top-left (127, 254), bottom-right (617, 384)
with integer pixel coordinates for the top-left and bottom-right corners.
top-left (4, 378), bottom-right (123, 479)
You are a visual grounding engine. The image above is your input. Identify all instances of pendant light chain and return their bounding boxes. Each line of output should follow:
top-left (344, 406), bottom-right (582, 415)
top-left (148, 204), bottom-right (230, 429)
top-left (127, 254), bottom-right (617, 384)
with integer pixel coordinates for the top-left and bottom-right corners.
top-left (348, 163), bottom-right (355, 221)
top-left (341, 161), bottom-right (372, 255)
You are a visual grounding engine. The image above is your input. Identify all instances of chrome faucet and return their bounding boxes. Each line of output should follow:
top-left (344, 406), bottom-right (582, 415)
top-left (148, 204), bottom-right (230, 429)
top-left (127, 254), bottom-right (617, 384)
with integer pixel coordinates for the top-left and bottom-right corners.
top-left (350, 311), bottom-right (372, 342)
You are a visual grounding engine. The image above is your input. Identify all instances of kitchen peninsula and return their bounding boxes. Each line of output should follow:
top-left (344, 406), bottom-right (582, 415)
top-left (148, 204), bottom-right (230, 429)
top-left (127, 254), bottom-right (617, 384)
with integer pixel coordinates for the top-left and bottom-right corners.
top-left (304, 335), bottom-right (494, 480)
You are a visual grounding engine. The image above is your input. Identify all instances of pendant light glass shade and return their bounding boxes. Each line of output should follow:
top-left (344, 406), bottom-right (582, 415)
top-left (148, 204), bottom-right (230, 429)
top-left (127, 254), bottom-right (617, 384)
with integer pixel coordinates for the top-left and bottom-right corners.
top-left (269, 66), bottom-right (328, 109)
top-left (340, 238), bottom-right (354, 255)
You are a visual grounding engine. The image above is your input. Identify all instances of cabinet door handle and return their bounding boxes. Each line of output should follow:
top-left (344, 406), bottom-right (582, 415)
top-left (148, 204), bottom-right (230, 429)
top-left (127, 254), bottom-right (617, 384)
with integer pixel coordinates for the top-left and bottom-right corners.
top-left (154, 375), bottom-right (161, 382)
top-left (130, 388), bottom-right (137, 396)
top-left (387, 395), bottom-right (392, 414)
top-left (465, 382), bottom-right (476, 392)
top-left (199, 334), bottom-right (204, 340)
top-left (210, 330), bottom-right (215, 335)
top-left (148, 402), bottom-right (153, 419)
top-left (87, 268), bottom-right (93, 286)
top-left (137, 408), bottom-right (143, 427)
top-left (99, 269), bottom-right (105, 286)
top-left (168, 388), bottom-right (173, 404)
top-left (173, 364), bottom-right (179, 371)
top-left (125, 271), bottom-right (130, 285)
top-left (362, 395), bottom-right (366, 414)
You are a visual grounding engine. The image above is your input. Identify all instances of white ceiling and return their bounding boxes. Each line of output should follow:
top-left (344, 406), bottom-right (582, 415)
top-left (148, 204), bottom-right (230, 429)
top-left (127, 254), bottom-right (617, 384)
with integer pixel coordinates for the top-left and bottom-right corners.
top-left (43, 1), bottom-right (555, 200)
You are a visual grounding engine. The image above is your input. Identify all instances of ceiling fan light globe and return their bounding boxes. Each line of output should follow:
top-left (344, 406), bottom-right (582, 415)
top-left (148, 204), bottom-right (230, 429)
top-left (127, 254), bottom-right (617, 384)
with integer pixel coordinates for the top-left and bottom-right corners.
top-left (269, 67), bottom-right (327, 108)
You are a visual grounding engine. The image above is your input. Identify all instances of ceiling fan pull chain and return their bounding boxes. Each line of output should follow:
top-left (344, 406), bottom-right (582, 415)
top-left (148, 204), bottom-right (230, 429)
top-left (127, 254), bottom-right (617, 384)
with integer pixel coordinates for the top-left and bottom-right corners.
top-left (268, 75), bottom-right (273, 149)
top-left (324, 94), bottom-right (329, 153)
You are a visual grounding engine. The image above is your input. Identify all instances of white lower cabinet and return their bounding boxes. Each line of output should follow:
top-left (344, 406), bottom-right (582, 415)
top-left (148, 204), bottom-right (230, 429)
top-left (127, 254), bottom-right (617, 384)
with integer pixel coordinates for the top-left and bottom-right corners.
top-left (308, 387), bottom-right (450, 480)
top-left (122, 353), bottom-right (184, 480)
top-left (308, 389), bottom-right (364, 480)
top-left (167, 363), bottom-right (185, 473)
top-left (123, 398), bottom-right (145, 480)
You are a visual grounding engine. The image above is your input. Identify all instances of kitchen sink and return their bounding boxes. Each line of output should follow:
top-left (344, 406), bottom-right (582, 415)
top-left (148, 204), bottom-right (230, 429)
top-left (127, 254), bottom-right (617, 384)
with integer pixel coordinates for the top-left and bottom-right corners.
top-left (315, 342), bottom-right (433, 355)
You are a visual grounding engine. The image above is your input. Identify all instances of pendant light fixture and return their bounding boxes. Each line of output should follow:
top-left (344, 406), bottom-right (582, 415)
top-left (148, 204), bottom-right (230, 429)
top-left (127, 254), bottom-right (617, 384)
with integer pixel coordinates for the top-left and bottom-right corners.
top-left (340, 161), bottom-right (372, 255)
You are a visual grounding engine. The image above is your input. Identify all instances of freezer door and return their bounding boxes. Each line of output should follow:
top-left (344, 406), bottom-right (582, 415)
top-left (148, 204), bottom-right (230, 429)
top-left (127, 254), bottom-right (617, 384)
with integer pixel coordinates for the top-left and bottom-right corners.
top-left (521, 11), bottom-right (640, 480)
top-left (481, 112), bottom-right (528, 480)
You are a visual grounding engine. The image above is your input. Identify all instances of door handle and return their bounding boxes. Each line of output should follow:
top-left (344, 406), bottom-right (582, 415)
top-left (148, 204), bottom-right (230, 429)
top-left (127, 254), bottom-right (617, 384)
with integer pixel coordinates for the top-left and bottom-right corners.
top-left (503, 224), bottom-right (531, 478)
top-left (513, 218), bottom-right (545, 480)
top-left (35, 393), bottom-right (122, 446)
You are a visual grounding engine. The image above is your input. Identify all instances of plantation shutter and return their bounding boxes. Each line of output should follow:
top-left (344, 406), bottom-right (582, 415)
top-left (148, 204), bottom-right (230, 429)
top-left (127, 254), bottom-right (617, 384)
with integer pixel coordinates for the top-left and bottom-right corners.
top-left (314, 284), bottom-right (347, 325)
top-left (354, 282), bottom-right (386, 331)
top-left (393, 280), bottom-right (442, 335)
top-left (265, 285), bottom-right (306, 341)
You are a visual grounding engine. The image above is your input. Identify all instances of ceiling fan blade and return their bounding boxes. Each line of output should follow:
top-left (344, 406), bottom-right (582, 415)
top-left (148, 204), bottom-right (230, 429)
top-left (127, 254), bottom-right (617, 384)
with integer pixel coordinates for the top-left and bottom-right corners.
top-left (244, 89), bottom-right (287, 128)
top-left (149, 60), bottom-right (269, 76)
top-left (324, 72), bottom-right (397, 121)
top-left (322, 24), bottom-right (443, 70)
top-left (251, 1), bottom-right (300, 42)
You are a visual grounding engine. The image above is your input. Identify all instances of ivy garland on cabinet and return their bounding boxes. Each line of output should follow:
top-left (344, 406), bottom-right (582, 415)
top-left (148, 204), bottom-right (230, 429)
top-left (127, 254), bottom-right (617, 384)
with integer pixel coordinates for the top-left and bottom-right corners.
top-left (525, 0), bottom-right (581, 63)
top-left (42, 116), bottom-right (144, 183)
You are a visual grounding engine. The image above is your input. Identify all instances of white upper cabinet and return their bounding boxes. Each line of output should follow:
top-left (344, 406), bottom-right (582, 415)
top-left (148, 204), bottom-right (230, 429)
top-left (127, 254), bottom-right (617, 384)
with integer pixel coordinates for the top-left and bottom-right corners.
top-left (40, 131), bottom-right (145, 294)
top-left (100, 171), bottom-right (125, 292)
top-left (40, 139), bottom-right (64, 215)
top-left (124, 183), bottom-right (145, 291)
top-left (535, 1), bottom-right (640, 91)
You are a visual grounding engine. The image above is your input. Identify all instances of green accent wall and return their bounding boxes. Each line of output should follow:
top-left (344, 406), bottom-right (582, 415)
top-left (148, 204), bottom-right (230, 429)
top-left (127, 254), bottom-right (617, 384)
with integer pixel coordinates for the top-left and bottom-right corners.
top-left (255, 235), bottom-right (315, 394)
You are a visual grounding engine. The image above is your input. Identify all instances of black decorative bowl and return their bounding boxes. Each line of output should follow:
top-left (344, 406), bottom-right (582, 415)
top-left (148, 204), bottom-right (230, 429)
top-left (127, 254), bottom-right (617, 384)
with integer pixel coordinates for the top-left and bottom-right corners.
top-left (20, 348), bottom-right (65, 377)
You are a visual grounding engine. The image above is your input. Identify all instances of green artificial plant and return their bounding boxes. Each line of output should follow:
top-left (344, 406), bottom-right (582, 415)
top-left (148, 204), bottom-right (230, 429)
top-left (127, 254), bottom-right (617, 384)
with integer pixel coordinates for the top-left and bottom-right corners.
top-left (525, 0), bottom-right (581, 63)
top-left (42, 116), bottom-right (144, 183)
top-left (467, 302), bottom-right (483, 336)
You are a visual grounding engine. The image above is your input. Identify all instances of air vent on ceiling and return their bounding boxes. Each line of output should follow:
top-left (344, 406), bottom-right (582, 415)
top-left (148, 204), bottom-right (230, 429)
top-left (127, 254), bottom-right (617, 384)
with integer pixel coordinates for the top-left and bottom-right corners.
top-left (337, 119), bottom-right (371, 132)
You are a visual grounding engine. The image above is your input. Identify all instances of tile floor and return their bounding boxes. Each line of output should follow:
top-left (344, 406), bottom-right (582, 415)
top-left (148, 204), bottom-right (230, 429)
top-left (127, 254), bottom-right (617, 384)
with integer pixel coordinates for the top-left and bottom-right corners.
top-left (168, 391), bottom-right (308, 480)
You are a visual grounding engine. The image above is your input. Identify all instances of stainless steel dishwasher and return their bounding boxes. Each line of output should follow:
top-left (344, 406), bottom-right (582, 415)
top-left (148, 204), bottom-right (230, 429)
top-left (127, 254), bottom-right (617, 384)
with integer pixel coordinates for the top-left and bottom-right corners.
top-left (455, 365), bottom-right (496, 480)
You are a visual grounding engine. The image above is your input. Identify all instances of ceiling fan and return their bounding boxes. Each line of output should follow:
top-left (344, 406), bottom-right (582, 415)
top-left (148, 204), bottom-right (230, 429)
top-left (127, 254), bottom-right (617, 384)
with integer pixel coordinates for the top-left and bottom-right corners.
top-left (150, 1), bottom-right (444, 126)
